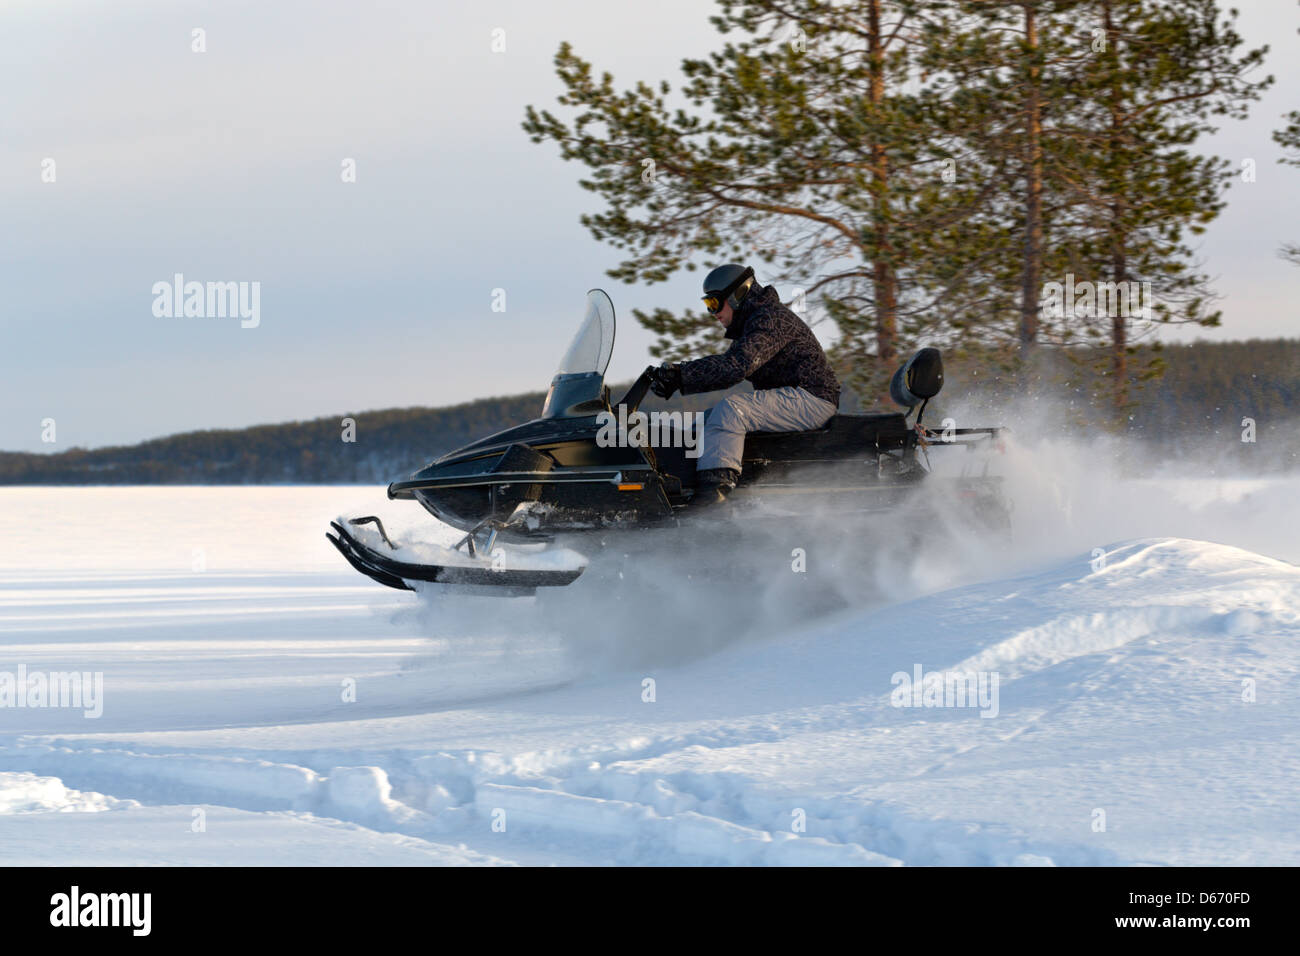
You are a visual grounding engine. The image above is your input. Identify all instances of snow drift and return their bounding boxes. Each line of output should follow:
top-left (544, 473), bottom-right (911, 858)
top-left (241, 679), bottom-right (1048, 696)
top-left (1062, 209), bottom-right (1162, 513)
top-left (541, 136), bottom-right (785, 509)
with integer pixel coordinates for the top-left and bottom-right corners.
top-left (0, 484), bottom-right (1296, 865)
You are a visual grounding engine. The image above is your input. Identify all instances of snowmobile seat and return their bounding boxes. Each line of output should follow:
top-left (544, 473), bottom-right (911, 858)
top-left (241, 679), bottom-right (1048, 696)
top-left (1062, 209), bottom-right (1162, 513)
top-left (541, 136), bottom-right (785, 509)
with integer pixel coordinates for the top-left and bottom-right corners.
top-left (743, 412), bottom-right (910, 462)
top-left (643, 412), bottom-right (911, 489)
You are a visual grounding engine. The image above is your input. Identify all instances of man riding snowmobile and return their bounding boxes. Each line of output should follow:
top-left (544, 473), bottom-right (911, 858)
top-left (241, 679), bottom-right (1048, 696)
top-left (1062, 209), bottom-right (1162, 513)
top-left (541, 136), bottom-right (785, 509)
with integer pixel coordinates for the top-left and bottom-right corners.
top-left (331, 282), bottom-right (1008, 593)
top-left (647, 264), bottom-right (841, 505)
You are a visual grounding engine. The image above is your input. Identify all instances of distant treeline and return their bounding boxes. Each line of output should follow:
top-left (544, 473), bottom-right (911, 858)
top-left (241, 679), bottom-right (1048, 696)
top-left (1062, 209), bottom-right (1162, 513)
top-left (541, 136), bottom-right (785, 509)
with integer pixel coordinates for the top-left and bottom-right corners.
top-left (2, 338), bottom-right (1296, 485)
top-left (0, 392), bottom-right (546, 485)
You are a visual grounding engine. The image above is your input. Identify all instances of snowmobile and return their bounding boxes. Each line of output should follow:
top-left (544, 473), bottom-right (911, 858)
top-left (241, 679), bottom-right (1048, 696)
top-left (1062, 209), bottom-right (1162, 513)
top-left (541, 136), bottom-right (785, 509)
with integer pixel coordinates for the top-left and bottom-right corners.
top-left (328, 289), bottom-right (1008, 593)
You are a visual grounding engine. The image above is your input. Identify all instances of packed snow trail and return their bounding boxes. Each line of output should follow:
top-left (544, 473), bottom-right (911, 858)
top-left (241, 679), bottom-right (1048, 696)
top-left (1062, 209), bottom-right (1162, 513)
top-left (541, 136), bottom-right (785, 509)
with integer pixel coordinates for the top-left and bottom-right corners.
top-left (0, 486), bottom-right (1297, 865)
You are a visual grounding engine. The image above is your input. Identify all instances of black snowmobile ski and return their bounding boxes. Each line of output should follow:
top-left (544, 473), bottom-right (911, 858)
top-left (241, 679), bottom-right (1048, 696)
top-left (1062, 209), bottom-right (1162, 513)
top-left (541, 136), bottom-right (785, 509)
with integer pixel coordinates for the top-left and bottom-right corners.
top-left (326, 520), bottom-right (585, 593)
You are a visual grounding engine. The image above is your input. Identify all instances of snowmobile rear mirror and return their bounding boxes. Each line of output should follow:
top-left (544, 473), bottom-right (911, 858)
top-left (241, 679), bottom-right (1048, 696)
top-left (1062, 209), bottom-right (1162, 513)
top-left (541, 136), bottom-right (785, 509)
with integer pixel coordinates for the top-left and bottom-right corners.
top-left (889, 348), bottom-right (944, 408)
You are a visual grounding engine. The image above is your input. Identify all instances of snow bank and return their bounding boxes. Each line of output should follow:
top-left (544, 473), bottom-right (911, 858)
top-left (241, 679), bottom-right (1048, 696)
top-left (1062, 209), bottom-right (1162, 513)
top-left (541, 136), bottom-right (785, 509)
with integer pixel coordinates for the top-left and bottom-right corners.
top-left (1, 486), bottom-right (1296, 865)
top-left (0, 771), bottom-right (131, 814)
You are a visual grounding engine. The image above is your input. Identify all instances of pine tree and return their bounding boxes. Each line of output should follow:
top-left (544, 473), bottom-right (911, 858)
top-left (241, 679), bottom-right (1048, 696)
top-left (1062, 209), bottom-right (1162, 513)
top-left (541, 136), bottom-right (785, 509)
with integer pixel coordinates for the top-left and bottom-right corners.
top-left (1064, 0), bottom-right (1270, 419)
top-left (912, 1), bottom-right (1096, 365)
top-left (523, 1), bottom-right (980, 401)
top-left (920, 0), bottom-right (1268, 417)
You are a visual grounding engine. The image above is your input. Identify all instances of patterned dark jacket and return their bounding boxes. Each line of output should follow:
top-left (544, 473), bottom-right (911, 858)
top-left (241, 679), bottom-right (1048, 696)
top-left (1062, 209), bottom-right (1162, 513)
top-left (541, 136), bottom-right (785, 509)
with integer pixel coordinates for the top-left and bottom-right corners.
top-left (678, 284), bottom-right (841, 407)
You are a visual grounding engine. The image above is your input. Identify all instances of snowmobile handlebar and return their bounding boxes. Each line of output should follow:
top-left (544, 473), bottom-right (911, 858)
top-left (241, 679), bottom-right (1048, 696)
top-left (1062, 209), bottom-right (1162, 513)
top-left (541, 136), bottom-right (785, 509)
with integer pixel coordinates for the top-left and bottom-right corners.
top-left (616, 366), bottom-right (656, 416)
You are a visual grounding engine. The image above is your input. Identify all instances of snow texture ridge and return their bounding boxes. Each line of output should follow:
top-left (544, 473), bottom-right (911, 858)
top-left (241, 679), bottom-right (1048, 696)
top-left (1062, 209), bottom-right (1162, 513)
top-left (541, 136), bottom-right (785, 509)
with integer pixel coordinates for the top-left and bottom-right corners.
top-left (0, 486), bottom-right (1297, 865)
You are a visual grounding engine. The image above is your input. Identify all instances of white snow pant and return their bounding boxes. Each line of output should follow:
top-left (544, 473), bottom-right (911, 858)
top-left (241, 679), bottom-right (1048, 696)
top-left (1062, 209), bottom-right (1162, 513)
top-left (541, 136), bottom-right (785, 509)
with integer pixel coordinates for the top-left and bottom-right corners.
top-left (697, 386), bottom-right (838, 473)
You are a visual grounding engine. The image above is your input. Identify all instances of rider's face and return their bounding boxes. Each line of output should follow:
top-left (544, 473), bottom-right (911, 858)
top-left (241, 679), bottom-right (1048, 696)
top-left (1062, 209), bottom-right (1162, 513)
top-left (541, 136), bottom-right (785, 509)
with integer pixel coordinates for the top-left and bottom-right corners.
top-left (716, 301), bottom-right (734, 328)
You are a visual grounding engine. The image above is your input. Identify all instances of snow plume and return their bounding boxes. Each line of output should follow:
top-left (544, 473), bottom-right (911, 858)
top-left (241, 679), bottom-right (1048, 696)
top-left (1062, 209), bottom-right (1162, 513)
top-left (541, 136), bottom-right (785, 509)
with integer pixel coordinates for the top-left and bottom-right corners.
top-left (397, 513), bottom-right (923, 677)
top-left (528, 501), bottom-right (1010, 674)
top-left (942, 389), bottom-right (1300, 570)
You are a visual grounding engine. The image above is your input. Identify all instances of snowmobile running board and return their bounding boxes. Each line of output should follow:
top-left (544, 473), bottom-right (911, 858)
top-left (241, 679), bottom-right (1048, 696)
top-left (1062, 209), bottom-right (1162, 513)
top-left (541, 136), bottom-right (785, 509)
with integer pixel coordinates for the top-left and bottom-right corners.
top-left (388, 467), bottom-right (628, 500)
top-left (325, 521), bottom-right (585, 593)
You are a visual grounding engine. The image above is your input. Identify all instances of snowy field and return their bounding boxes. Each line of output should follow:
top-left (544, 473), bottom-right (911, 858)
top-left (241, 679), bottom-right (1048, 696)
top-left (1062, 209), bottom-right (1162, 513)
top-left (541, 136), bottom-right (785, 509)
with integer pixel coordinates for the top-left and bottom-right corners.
top-left (1, 459), bottom-right (1297, 866)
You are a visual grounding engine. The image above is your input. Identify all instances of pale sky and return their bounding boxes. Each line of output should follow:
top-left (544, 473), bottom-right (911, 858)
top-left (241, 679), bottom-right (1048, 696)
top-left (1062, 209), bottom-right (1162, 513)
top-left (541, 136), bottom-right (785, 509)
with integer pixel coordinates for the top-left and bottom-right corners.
top-left (2, 0), bottom-right (1296, 453)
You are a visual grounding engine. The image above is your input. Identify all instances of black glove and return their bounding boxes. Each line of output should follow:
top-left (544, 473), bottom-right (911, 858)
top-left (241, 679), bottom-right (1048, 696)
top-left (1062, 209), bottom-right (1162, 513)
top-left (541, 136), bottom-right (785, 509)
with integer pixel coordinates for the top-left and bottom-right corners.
top-left (648, 363), bottom-right (682, 399)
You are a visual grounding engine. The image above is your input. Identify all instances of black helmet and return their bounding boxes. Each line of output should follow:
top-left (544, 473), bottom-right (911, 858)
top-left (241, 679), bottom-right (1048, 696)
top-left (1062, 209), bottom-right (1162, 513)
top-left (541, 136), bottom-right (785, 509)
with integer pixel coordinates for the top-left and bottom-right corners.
top-left (701, 264), bottom-right (756, 314)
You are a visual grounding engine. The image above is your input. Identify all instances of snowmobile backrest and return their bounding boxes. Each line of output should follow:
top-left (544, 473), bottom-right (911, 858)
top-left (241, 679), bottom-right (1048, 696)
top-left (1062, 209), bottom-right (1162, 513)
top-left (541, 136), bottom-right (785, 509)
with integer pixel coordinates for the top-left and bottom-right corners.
top-left (889, 348), bottom-right (944, 408)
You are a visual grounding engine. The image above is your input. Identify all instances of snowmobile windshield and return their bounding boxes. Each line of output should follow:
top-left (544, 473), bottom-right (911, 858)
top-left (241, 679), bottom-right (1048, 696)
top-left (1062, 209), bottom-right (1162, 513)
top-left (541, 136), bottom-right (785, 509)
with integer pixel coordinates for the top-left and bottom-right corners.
top-left (554, 289), bottom-right (615, 377)
top-left (541, 289), bottom-right (616, 418)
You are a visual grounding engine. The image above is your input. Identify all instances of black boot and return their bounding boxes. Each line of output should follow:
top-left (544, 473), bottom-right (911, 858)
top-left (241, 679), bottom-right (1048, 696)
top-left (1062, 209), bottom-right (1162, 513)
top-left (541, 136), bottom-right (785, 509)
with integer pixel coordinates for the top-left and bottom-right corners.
top-left (692, 468), bottom-right (739, 508)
